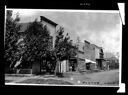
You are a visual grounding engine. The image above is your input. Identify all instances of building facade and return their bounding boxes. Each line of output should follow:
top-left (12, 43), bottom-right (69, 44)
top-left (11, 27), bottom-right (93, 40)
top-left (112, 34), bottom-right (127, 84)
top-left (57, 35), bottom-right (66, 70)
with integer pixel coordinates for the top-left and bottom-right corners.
top-left (40, 16), bottom-right (59, 48)
top-left (92, 44), bottom-right (105, 70)
top-left (76, 40), bottom-right (105, 71)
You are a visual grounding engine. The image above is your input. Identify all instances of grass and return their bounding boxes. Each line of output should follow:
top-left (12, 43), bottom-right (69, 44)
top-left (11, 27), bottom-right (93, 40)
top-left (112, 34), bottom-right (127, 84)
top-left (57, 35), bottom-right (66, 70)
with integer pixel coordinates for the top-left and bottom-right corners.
top-left (17, 79), bottom-right (73, 85)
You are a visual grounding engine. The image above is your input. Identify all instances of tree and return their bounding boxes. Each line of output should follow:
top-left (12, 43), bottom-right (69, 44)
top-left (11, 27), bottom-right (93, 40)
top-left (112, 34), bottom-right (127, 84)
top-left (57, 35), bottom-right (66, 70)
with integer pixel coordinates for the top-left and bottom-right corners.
top-left (4, 10), bottom-right (21, 68)
top-left (54, 27), bottom-right (77, 75)
top-left (54, 27), bottom-right (77, 61)
top-left (22, 20), bottom-right (52, 70)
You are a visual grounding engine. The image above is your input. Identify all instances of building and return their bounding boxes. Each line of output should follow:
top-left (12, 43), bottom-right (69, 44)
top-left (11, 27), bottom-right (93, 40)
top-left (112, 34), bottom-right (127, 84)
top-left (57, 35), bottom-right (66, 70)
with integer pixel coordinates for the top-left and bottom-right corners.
top-left (91, 44), bottom-right (105, 70)
top-left (77, 42), bottom-right (86, 63)
top-left (18, 16), bottom-right (60, 49)
top-left (76, 40), bottom-right (106, 71)
top-left (40, 16), bottom-right (60, 48)
top-left (84, 40), bottom-right (96, 70)
top-left (76, 42), bottom-right (86, 71)
top-left (16, 16), bottom-right (73, 74)
top-left (12, 15), bottom-right (107, 74)
top-left (84, 40), bottom-right (95, 61)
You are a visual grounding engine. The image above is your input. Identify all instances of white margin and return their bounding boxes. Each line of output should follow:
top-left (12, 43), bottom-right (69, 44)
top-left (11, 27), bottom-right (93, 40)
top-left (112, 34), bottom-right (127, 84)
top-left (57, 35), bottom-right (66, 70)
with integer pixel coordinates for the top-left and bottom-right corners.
top-left (118, 3), bottom-right (125, 25)
top-left (4, 6), bottom-right (7, 47)
top-left (5, 83), bottom-right (119, 87)
top-left (117, 3), bottom-right (126, 93)
top-left (5, 6), bottom-right (123, 91)
top-left (6, 8), bottom-right (119, 13)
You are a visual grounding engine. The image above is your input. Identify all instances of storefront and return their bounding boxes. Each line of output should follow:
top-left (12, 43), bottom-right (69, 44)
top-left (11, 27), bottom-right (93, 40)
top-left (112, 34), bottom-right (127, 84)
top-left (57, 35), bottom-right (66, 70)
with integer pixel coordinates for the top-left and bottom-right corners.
top-left (85, 58), bottom-right (97, 70)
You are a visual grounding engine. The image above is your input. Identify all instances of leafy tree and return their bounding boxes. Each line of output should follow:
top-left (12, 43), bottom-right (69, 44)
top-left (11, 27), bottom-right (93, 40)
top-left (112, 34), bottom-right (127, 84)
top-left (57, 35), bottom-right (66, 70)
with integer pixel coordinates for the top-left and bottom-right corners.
top-left (54, 27), bottom-right (77, 61)
top-left (53, 27), bottom-right (77, 75)
top-left (4, 10), bottom-right (21, 68)
top-left (22, 20), bottom-right (52, 69)
top-left (54, 27), bottom-right (65, 60)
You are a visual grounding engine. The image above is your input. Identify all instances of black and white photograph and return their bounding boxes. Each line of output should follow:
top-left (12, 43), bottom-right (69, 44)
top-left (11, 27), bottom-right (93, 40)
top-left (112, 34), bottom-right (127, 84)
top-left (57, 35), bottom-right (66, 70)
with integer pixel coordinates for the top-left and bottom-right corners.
top-left (3, 1), bottom-right (126, 94)
top-left (4, 9), bottom-right (121, 86)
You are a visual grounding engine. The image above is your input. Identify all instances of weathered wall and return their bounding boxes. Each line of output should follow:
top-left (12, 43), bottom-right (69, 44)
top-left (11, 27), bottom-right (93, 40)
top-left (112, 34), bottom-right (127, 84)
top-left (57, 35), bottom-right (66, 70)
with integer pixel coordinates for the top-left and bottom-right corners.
top-left (95, 47), bottom-right (100, 59)
top-left (84, 42), bottom-right (95, 61)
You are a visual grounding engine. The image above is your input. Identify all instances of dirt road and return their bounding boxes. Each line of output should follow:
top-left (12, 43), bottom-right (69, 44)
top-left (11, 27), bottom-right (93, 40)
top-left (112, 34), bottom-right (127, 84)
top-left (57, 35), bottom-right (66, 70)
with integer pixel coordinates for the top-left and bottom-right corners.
top-left (63, 69), bottom-right (119, 86)
top-left (5, 69), bottom-right (119, 86)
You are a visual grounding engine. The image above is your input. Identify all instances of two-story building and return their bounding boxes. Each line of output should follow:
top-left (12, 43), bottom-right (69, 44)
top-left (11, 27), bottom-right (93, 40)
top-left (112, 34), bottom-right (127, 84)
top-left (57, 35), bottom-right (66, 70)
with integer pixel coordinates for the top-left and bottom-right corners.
top-left (91, 44), bottom-right (106, 70)
top-left (76, 42), bottom-right (86, 71)
top-left (40, 16), bottom-right (60, 48)
top-left (83, 40), bottom-right (96, 70)
top-left (76, 40), bottom-right (105, 71)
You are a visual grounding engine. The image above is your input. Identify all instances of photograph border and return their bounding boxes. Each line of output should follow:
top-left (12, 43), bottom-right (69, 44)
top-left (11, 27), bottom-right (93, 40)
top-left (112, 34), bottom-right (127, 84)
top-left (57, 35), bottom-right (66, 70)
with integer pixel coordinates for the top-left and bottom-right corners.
top-left (3, 1), bottom-right (126, 94)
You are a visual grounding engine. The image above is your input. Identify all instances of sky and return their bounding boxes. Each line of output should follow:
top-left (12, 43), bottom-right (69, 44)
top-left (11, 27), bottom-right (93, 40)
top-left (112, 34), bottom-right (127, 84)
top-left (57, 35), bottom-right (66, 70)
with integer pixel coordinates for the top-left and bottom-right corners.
top-left (10, 9), bottom-right (122, 57)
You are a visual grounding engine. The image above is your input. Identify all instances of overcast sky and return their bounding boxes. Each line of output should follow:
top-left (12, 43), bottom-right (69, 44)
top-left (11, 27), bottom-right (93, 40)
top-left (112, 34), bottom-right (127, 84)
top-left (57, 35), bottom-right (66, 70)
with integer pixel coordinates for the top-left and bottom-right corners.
top-left (10, 9), bottom-right (122, 56)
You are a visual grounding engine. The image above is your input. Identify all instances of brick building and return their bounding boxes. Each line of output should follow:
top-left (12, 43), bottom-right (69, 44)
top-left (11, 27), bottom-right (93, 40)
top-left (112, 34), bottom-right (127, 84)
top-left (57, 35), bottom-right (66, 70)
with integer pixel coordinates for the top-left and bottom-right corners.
top-left (76, 40), bottom-right (105, 71)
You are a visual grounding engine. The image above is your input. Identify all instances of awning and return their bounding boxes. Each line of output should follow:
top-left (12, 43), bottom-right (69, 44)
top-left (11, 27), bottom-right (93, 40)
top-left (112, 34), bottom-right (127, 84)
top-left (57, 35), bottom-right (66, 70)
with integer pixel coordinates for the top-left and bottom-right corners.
top-left (85, 58), bottom-right (96, 64)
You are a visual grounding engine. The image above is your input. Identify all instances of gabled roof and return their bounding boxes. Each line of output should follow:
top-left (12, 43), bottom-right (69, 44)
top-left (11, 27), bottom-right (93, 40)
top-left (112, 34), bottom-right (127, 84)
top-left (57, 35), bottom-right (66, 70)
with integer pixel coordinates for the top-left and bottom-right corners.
top-left (40, 16), bottom-right (58, 27)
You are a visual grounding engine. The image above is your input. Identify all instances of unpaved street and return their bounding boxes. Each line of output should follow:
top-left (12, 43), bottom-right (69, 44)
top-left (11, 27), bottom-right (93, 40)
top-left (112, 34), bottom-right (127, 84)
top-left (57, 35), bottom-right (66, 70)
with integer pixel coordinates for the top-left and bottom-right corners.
top-left (62, 69), bottom-right (119, 86)
top-left (5, 69), bottom-right (119, 86)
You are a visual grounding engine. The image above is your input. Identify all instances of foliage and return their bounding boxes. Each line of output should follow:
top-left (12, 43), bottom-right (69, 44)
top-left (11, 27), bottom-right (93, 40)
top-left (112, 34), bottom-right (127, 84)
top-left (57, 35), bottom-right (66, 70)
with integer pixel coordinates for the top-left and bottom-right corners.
top-left (22, 20), bottom-right (52, 65)
top-left (54, 27), bottom-right (77, 61)
top-left (4, 10), bottom-right (21, 68)
top-left (5, 11), bottom-right (77, 72)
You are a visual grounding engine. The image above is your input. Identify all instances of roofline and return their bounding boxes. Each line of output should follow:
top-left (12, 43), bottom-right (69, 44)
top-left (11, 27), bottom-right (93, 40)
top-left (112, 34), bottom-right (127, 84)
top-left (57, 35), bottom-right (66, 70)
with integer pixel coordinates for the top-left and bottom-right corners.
top-left (91, 44), bottom-right (102, 49)
top-left (84, 40), bottom-right (90, 44)
top-left (40, 16), bottom-right (58, 27)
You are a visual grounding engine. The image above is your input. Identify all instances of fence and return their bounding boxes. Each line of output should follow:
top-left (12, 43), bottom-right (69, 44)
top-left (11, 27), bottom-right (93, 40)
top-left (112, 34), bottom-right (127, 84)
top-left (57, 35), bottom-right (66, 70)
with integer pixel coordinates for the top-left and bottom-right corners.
top-left (5, 68), bottom-right (32, 74)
